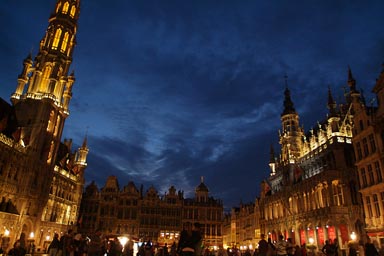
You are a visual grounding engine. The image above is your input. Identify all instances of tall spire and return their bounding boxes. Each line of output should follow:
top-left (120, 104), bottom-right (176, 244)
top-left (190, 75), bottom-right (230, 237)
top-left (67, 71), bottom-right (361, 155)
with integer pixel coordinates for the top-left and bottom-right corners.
top-left (327, 86), bottom-right (337, 116)
top-left (348, 66), bottom-right (357, 92)
top-left (75, 133), bottom-right (89, 173)
top-left (282, 86), bottom-right (296, 116)
top-left (269, 144), bottom-right (275, 164)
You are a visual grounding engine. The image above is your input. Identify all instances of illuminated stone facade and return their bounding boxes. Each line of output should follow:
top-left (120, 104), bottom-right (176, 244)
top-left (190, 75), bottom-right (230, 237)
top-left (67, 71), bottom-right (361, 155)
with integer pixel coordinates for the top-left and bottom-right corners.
top-left (222, 200), bottom-right (261, 250)
top-left (351, 65), bottom-right (384, 245)
top-left (78, 176), bottom-right (223, 247)
top-left (0, 0), bottom-right (88, 252)
top-left (259, 75), bottom-right (364, 252)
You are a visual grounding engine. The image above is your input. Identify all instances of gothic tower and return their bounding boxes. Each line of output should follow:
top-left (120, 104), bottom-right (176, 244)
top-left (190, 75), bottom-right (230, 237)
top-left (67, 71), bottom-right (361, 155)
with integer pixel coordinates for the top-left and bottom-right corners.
top-left (11, 0), bottom-right (80, 166)
top-left (279, 82), bottom-right (303, 163)
top-left (0, 1), bottom-right (85, 245)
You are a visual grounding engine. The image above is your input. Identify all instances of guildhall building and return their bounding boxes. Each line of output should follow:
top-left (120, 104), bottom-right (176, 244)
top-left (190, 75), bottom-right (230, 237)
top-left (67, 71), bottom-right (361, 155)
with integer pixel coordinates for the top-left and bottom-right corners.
top-left (78, 176), bottom-right (223, 248)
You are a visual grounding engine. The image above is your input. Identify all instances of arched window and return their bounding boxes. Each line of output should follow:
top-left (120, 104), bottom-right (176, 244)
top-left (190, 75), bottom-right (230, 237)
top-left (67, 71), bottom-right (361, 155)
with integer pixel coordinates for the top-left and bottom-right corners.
top-left (56, 2), bottom-right (62, 13)
top-left (332, 181), bottom-right (344, 206)
top-left (47, 110), bottom-right (55, 132)
top-left (61, 32), bottom-right (69, 53)
top-left (62, 2), bottom-right (69, 14)
top-left (70, 5), bottom-right (76, 18)
top-left (42, 65), bottom-right (52, 92)
top-left (54, 115), bottom-right (61, 137)
top-left (52, 28), bottom-right (62, 50)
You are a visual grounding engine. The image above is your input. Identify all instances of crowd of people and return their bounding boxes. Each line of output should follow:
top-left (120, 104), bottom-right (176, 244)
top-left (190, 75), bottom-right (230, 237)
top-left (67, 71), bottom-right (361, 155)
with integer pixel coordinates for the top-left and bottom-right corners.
top-left (5, 228), bottom-right (384, 256)
top-left (254, 234), bottom-right (382, 256)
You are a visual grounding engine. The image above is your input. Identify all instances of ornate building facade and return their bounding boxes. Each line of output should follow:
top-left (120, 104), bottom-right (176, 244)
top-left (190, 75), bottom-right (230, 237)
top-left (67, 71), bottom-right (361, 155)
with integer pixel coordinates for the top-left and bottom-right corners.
top-left (79, 176), bottom-right (223, 248)
top-left (222, 200), bottom-right (261, 251)
top-left (351, 65), bottom-right (384, 245)
top-left (259, 75), bottom-right (364, 251)
top-left (0, 0), bottom-right (88, 252)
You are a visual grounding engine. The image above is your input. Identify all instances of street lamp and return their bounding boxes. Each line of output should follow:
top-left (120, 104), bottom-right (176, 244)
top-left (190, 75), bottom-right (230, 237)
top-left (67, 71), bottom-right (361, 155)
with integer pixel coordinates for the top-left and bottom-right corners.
top-left (118, 236), bottom-right (129, 253)
top-left (308, 238), bottom-right (316, 256)
top-left (28, 232), bottom-right (35, 254)
top-left (2, 229), bottom-right (10, 252)
top-left (350, 232), bottom-right (357, 241)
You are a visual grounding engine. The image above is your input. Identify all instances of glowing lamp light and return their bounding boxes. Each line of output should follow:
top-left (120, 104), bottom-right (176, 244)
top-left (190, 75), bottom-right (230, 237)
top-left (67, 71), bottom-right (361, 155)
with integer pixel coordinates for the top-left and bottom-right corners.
top-left (249, 245), bottom-right (253, 250)
top-left (118, 236), bottom-right (129, 247)
top-left (4, 229), bottom-right (10, 236)
top-left (46, 235), bottom-right (51, 241)
top-left (29, 232), bottom-right (35, 239)
top-left (309, 238), bottom-right (314, 245)
top-left (350, 232), bottom-right (357, 241)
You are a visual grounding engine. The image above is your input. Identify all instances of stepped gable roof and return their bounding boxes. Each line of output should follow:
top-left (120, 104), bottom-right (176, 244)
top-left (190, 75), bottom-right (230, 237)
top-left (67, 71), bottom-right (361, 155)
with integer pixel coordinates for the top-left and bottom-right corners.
top-left (85, 181), bottom-right (99, 197)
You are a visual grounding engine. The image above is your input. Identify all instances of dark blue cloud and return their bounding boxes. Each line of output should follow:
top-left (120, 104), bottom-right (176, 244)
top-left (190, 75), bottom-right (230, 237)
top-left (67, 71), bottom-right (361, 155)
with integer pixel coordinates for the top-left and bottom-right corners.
top-left (1, 0), bottom-right (384, 210)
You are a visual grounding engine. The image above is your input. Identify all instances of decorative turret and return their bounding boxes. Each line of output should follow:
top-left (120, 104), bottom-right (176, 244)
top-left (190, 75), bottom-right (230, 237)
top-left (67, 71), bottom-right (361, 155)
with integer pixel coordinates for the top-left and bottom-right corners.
top-left (195, 176), bottom-right (209, 202)
top-left (269, 144), bottom-right (276, 176)
top-left (10, 0), bottom-right (81, 165)
top-left (327, 86), bottom-right (337, 116)
top-left (74, 135), bottom-right (89, 173)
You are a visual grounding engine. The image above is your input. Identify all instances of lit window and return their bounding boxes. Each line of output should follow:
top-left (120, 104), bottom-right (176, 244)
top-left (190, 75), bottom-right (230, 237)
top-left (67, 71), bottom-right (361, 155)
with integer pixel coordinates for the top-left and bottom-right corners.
top-left (369, 134), bottom-right (376, 153)
top-left (52, 28), bottom-right (62, 50)
top-left (56, 2), bottom-right (62, 13)
top-left (366, 196), bottom-right (373, 218)
top-left (375, 162), bottom-right (382, 183)
top-left (61, 32), bottom-right (69, 53)
top-left (70, 6), bottom-right (76, 18)
top-left (361, 168), bottom-right (368, 188)
top-left (373, 194), bottom-right (380, 217)
top-left (42, 65), bottom-right (52, 92)
top-left (332, 182), bottom-right (344, 206)
top-left (62, 2), bottom-right (69, 14)
top-left (356, 142), bottom-right (362, 160)
top-left (363, 138), bottom-right (369, 157)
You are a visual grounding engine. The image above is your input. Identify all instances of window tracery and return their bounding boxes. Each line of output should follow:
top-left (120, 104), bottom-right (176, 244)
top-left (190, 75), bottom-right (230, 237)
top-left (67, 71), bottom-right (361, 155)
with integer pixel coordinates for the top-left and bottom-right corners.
top-left (52, 28), bottom-right (62, 50)
top-left (62, 2), bottom-right (69, 14)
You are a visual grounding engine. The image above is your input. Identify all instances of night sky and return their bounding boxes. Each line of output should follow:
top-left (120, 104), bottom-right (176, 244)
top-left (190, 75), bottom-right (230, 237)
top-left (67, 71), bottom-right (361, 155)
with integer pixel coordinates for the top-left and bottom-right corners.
top-left (1, 1), bottom-right (384, 211)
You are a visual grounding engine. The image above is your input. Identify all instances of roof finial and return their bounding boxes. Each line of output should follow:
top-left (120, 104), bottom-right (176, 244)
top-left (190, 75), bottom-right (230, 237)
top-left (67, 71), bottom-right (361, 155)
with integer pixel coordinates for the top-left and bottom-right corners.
top-left (284, 73), bottom-right (288, 89)
top-left (82, 127), bottom-right (89, 148)
top-left (200, 176), bottom-right (204, 183)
